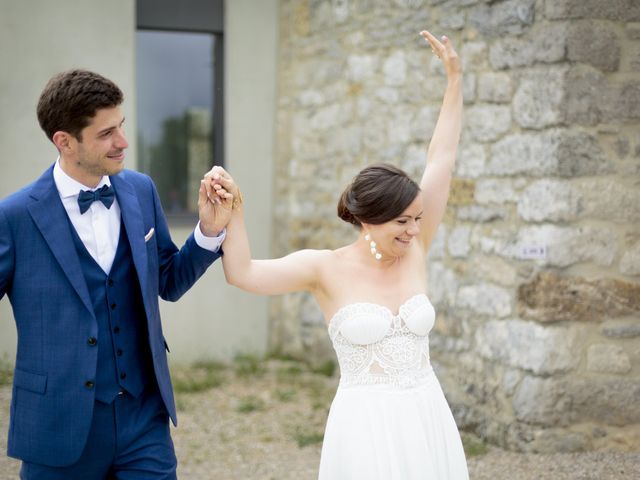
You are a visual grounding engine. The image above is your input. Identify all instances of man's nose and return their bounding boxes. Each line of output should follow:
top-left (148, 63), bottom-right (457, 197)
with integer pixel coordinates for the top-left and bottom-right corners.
top-left (115, 128), bottom-right (128, 149)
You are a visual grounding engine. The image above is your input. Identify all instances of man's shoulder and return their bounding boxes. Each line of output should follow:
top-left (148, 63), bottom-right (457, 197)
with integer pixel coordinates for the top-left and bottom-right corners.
top-left (0, 176), bottom-right (47, 214)
top-left (115, 168), bottom-right (153, 186)
top-left (1, 163), bottom-right (56, 207)
top-left (111, 168), bottom-right (157, 195)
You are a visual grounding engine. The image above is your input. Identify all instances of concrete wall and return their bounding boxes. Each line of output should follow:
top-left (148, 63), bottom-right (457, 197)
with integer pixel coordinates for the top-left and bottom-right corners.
top-left (0, 0), bottom-right (278, 363)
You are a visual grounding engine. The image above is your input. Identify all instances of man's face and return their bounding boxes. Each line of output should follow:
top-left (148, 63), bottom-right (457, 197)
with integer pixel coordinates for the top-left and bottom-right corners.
top-left (63, 106), bottom-right (128, 186)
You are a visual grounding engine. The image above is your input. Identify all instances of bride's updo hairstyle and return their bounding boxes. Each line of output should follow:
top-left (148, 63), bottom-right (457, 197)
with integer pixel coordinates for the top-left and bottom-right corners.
top-left (337, 163), bottom-right (420, 227)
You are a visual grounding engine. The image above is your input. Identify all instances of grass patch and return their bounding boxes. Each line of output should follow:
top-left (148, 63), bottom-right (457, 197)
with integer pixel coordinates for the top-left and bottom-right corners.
top-left (192, 359), bottom-right (227, 372)
top-left (309, 360), bottom-right (336, 377)
top-left (233, 354), bottom-right (265, 378)
top-left (172, 361), bottom-right (226, 394)
top-left (276, 364), bottom-right (305, 381)
top-left (292, 426), bottom-right (324, 448)
top-left (305, 377), bottom-right (334, 399)
top-left (175, 396), bottom-right (188, 412)
top-left (461, 432), bottom-right (490, 457)
top-left (236, 395), bottom-right (265, 413)
top-left (266, 351), bottom-right (300, 362)
top-left (275, 388), bottom-right (297, 402)
top-left (0, 356), bottom-right (13, 386)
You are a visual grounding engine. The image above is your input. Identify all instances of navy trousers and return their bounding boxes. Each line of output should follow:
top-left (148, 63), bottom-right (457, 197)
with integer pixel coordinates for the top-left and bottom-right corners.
top-left (20, 389), bottom-right (177, 480)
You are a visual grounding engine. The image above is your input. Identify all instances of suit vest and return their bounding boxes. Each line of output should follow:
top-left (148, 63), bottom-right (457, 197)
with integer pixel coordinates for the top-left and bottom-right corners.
top-left (68, 218), bottom-right (156, 403)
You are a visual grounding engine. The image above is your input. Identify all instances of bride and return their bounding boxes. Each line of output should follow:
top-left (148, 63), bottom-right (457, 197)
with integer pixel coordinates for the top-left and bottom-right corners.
top-left (202, 30), bottom-right (468, 480)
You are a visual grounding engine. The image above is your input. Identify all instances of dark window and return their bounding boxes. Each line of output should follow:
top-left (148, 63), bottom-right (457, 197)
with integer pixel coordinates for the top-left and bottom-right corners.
top-left (136, 0), bottom-right (223, 218)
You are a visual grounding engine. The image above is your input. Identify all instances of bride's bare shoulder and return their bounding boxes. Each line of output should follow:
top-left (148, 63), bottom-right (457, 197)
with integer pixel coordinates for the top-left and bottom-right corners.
top-left (313, 245), bottom-right (359, 274)
top-left (328, 245), bottom-right (355, 262)
top-left (287, 248), bottom-right (333, 264)
top-left (299, 246), bottom-right (352, 267)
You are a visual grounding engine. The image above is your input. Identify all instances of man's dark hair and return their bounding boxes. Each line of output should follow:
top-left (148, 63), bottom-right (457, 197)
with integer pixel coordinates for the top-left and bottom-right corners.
top-left (337, 163), bottom-right (420, 226)
top-left (37, 69), bottom-right (123, 142)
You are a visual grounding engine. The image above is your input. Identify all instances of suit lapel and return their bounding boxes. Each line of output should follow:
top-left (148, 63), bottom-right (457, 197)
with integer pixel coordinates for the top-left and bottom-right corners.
top-left (111, 173), bottom-right (149, 301)
top-left (27, 166), bottom-right (95, 317)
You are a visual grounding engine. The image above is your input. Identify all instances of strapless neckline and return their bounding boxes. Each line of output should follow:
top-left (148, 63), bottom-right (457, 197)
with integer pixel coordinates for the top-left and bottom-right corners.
top-left (327, 293), bottom-right (435, 346)
top-left (327, 293), bottom-right (428, 329)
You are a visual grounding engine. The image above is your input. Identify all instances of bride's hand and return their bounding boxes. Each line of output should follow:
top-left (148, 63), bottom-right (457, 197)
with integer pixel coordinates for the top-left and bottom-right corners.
top-left (205, 166), bottom-right (240, 199)
top-left (420, 30), bottom-right (461, 79)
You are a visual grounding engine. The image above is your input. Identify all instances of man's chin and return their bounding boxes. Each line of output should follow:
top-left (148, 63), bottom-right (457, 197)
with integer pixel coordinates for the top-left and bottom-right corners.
top-left (105, 163), bottom-right (125, 176)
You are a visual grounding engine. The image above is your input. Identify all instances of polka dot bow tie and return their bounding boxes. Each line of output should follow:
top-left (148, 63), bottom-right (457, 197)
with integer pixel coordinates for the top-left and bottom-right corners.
top-left (77, 184), bottom-right (115, 214)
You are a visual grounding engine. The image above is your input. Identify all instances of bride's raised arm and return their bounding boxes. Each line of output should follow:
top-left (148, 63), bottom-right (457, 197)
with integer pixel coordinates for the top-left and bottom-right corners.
top-left (417, 31), bottom-right (463, 250)
top-left (201, 169), bottom-right (326, 296)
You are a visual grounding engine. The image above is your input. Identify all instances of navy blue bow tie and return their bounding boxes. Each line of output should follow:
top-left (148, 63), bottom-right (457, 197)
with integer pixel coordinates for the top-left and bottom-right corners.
top-left (77, 184), bottom-right (115, 214)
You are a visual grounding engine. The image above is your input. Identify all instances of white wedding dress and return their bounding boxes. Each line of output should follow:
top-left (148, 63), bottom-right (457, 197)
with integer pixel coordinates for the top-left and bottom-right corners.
top-left (318, 294), bottom-right (469, 480)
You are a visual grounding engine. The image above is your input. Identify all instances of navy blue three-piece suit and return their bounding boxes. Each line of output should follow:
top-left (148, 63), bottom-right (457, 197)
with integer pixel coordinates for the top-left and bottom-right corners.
top-left (0, 165), bottom-right (221, 478)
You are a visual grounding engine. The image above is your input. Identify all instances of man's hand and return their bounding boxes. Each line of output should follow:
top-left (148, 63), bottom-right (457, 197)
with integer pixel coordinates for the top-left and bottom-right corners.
top-left (198, 177), bottom-right (231, 237)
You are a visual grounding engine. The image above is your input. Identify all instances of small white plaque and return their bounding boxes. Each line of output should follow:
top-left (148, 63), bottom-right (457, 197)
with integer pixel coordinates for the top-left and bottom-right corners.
top-left (520, 245), bottom-right (547, 260)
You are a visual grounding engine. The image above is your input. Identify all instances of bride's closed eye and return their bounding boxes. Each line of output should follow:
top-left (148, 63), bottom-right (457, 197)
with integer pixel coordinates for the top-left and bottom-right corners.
top-left (397, 217), bottom-right (421, 224)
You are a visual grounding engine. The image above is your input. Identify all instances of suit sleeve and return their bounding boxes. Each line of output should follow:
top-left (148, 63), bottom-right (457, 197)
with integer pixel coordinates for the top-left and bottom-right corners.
top-left (149, 178), bottom-right (221, 302)
top-left (0, 207), bottom-right (15, 301)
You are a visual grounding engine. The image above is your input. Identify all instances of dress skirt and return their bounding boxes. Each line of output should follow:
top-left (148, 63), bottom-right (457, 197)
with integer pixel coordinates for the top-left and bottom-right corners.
top-left (318, 372), bottom-right (469, 480)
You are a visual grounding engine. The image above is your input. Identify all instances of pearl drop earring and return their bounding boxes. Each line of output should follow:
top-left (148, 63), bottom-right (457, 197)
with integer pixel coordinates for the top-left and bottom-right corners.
top-left (364, 233), bottom-right (382, 261)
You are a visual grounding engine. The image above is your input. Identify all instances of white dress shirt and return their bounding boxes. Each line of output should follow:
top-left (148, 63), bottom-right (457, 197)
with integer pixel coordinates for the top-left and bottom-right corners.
top-left (53, 159), bottom-right (224, 274)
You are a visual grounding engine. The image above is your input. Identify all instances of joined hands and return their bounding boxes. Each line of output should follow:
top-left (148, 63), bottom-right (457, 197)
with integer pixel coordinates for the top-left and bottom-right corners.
top-left (197, 166), bottom-right (240, 237)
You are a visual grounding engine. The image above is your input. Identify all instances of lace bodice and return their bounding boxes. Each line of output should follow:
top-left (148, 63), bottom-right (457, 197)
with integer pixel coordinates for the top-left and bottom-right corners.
top-left (328, 294), bottom-right (435, 388)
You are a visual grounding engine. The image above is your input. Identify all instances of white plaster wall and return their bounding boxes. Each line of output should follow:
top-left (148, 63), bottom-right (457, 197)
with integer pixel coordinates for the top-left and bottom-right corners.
top-left (0, 0), bottom-right (135, 362)
top-left (159, 0), bottom-right (278, 362)
top-left (0, 0), bottom-right (278, 363)
top-left (0, 0), bottom-right (136, 195)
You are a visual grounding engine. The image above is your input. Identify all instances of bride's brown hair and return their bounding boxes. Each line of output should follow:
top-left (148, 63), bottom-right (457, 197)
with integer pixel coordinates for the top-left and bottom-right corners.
top-left (337, 163), bottom-right (420, 227)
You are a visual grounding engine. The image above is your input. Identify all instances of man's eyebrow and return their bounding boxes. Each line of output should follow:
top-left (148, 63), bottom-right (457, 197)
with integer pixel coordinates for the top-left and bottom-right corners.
top-left (97, 117), bottom-right (125, 135)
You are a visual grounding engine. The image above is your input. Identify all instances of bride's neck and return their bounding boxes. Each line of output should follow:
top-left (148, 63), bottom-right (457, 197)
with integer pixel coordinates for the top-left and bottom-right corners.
top-left (352, 241), bottom-right (400, 270)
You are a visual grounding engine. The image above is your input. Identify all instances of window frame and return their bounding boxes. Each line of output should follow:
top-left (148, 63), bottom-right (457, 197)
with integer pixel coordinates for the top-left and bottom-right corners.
top-left (136, 0), bottom-right (224, 223)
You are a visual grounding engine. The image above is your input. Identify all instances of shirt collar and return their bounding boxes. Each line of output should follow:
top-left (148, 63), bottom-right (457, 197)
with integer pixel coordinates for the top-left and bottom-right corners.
top-left (53, 157), bottom-right (112, 199)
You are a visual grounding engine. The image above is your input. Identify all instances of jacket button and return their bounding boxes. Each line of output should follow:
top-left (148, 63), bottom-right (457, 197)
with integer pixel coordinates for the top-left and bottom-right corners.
top-left (110, 303), bottom-right (117, 310)
top-left (117, 349), bottom-right (123, 356)
top-left (87, 337), bottom-right (97, 346)
top-left (120, 372), bottom-right (127, 380)
top-left (85, 381), bottom-right (95, 389)
top-left (113, 326), bottom-right (120, 334)
top-left (108, 279), bottom-right (114, 287)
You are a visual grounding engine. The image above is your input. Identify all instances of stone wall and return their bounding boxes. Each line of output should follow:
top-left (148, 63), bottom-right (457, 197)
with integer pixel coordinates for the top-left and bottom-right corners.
top-left (271, 0), bottom-right (640, 452)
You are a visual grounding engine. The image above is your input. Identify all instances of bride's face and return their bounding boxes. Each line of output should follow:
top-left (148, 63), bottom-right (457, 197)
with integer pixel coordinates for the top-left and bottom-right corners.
top-left (364, 194), bottom-right (423, 259)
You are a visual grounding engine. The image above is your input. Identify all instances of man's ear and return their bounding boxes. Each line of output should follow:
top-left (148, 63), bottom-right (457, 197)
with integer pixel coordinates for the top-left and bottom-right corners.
top-left (52, 131), bottom-right (75, 153)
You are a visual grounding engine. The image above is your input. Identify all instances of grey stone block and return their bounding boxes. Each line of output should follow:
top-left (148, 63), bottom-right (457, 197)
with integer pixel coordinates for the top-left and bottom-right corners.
top-left (466, 104), bottom-right (512, 141)
top-left (513, 376), bottom-right (575, 426)
top-left (517, 179), bottom-right (582, 222)
top-left (567, 21), bottom-right (621, 72)
top-left (513, 68), bottom-right (566, 129)
top-left (478, 72), bottom-right (513, 103)
top-left (487, 130), bottom-right (610, 178)
top-left (587, 344), bottom-right (632, 374)
top-left (602, 321), bottom-right (640, 338)
top-left (562, 66), bottom-right (607, 125)
top-left (468, 0), bottom-right (535, 37)
top-left (545, 0), bottom-right (640, 21)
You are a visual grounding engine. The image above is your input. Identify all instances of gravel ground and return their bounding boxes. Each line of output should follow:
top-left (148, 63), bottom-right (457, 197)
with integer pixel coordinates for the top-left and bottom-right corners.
top-left (1, 358), bottom-right (638, 479)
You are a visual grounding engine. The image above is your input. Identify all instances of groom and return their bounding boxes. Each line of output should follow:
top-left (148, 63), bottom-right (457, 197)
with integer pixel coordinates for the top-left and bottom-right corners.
top-left (0, 69), bottom-right (233, 479)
